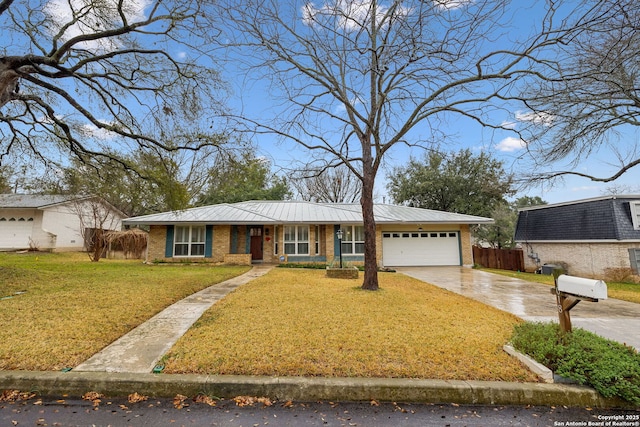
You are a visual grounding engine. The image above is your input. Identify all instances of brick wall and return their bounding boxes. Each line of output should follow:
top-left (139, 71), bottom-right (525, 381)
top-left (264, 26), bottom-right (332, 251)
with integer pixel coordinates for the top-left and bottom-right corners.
top-left (147, 225), bottom-right (167, 262)
top-left (522, 241), bottom-right (640, 278)
top-left (148, 224), bottom-right (231, 263)
top-left (212, 225), bottom-right (230, 262)
top-left (223, 253), bottom-right (252, 265)
top-left (460, 225), bottom-right (472, 267)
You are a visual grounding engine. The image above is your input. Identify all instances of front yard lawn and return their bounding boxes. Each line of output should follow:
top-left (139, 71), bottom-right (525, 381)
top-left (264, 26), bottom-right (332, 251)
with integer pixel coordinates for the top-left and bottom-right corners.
top-left (482, 269), bottom-right (640, 304)
top-left (162, 268), bottom-right (539, 382)
top-left (0, 252), bottom-right (250, 371)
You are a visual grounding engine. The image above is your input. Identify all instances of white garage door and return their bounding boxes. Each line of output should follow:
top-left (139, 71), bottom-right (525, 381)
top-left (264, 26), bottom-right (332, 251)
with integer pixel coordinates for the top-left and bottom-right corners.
top-left (382, 231), bottom-right (460, 266)
top-left (0, 219), bottom-right (34, 249)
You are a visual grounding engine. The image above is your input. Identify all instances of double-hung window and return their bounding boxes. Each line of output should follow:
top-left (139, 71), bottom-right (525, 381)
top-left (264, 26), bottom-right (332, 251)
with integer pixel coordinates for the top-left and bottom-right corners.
top-left (174, 226), bottom-right (205, 257)
top-left (341, 225), bottom-right (365, 254)
top-left (284, 225), bottom-right (309, 255)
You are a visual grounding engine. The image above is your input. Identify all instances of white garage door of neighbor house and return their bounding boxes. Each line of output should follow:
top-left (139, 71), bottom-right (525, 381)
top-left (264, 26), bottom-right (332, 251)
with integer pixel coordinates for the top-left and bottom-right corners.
top-left (0, 219), bottom-right (33, 249)
top-left (382, 231), bottom-right (460, 266)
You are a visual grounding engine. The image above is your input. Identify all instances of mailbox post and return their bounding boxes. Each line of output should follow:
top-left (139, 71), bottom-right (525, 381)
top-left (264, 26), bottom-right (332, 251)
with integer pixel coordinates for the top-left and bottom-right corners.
top-left (551, 269), bottom-right (608, 333)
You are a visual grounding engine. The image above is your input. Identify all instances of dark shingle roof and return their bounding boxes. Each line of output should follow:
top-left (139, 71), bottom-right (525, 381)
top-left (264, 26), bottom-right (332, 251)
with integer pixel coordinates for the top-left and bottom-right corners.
top-left (514, 195), bottom-right (640, 241)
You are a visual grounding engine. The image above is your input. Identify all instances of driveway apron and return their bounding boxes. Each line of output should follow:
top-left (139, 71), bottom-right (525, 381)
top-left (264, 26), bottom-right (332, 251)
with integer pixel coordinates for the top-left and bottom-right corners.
top-left (397, 267), bottom-right (640, 350)
top-left (74, 264), bottom-right (274, 374)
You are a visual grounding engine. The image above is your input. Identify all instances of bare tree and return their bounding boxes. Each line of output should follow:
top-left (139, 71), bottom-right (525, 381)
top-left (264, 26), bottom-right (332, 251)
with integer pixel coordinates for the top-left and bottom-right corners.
top-left (517, 0), bottom-right (640, 183)
top-left (293, 165), bottom-right (361, 203)
top-left (217, 0), bottom-right (604, 290)
top-left (1, 0), bottom-right (225, 171)
top-left (72, 197), bottom-right (123, 262)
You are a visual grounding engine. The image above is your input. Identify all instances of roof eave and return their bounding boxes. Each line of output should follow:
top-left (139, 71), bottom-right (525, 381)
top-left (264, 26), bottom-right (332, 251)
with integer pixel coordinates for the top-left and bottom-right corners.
top-left (124, 219), bottom-right (495, 226)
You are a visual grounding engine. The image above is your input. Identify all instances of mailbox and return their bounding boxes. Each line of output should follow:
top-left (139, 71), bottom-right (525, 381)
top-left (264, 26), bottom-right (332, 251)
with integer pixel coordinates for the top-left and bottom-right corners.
top-left (556, 275), bottom-right (607, 300)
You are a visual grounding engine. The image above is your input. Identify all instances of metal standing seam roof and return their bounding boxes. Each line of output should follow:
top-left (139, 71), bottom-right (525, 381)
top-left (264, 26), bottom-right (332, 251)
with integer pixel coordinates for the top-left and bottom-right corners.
top-left (122, 200), bottom-right (493, 225)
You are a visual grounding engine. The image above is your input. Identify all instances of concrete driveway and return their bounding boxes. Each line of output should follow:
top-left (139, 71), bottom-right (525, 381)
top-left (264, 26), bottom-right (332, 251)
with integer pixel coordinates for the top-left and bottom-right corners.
top-left (396, 267), bottom-right (640, 350)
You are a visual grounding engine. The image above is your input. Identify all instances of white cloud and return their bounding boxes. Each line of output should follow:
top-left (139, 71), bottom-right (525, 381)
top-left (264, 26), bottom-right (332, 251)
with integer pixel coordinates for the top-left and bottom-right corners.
top-left (302, 0), bottom-right (411, 31)
top-left (514, 110), bottom-right (555, 126)
top-left (495, 136), bottom-right (526, 152)
top-left (500, 120), bottom-right (517, 130)
top-left (433, 0), bottom-right (474, 10)
top-left (44, 0), bottom-right (151, 51)
top-left (80, 122), bottom-right (118, 141)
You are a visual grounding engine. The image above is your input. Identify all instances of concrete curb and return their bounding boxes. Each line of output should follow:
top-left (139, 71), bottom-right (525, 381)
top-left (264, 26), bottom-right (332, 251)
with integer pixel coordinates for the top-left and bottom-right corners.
top-left (503, 344), bottom-right (553, 383)
top-left (0, 371), bottom-right (632, 409)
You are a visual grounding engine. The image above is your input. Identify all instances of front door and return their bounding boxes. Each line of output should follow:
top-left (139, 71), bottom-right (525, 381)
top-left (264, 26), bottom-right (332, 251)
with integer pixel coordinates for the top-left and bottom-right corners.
top-left (250, 226), bottom-right (263, 261)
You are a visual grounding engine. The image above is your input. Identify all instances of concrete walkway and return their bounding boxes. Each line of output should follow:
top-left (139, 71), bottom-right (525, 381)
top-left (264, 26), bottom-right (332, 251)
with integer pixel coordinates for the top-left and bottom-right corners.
top-left (74, 264), bottom-right (274, 374)
top-left (397, 267), bottom-right (640, 350)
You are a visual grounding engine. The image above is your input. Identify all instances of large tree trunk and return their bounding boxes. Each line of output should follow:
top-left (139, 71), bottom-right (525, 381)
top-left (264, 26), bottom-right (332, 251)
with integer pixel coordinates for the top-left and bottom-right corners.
top-left (0, 66), bottom-right (19, 108)
top-left (360, 162), bottom-right (379, 291)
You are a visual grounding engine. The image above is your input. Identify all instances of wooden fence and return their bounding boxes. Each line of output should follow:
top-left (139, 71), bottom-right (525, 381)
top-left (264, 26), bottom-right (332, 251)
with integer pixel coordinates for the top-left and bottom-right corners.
top-left (472, 246), bottom-right (525, 271)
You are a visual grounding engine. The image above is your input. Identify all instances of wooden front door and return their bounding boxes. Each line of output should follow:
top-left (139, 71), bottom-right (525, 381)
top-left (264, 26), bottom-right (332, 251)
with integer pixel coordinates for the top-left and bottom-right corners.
top-left (249, 227), bottom-right (263, 261)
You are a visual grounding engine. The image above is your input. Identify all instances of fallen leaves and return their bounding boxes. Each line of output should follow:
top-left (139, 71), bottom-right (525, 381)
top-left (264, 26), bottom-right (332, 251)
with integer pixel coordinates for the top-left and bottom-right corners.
top-left (233, 396), bottom-right (273, 407)
top-left (127, 392), bottom-right (148, 403)
top-left (173, 394), bottom-right (189, 409)
top-left (81, 391), bottom-right (104, 407)
top-left (0, 390), bottom-right (36, 402)
top-left (193, 394), bottom-right (218, 406)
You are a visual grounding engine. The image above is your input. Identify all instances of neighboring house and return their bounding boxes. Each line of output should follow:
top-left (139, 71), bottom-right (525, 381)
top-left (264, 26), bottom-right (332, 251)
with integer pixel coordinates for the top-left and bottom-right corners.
top-left (0, 194), bottom-right (125, 252)
top-left (123, 200), bottom-right (492, 267)
top-left (514, 195), bottom-right (640, 278)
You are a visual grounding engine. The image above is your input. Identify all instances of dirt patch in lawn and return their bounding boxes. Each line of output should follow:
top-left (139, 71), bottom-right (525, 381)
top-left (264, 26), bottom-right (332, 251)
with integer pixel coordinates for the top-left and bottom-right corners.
top-left (163, 269), bottom-right (539, 382)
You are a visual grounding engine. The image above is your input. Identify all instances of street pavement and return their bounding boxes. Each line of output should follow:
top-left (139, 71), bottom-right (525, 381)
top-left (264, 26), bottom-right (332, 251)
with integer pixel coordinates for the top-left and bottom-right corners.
top-left (1, 395), bottom-right (638, 427)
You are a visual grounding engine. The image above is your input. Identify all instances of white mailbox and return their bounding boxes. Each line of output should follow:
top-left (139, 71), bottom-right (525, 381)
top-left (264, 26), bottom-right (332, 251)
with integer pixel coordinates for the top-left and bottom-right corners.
top-left (557, 275), bottom-right (608, 300)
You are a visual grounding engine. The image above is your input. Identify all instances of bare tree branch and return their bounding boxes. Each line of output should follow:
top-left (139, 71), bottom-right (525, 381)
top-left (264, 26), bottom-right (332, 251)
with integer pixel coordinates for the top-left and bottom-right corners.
top-left (1, 0), bottom-right (227, 171)
top-left (217, 0), bottom-right (602, 290)
top-left (515, 0), bottom-right (640, 182)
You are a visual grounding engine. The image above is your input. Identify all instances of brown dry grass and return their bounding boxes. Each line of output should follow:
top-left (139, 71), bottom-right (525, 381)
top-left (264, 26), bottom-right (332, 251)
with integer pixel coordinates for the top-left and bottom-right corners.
top-left (163, 269), bottom-right (538, 382)
top-left (0, 252), bottom-right (250, 370)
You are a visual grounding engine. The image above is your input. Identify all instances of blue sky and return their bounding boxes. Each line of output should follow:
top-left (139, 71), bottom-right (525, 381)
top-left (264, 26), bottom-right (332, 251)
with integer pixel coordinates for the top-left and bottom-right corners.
top-left (216, 0), bottom-right (640, 205)
top-left (7, 0), bottom-right (638, 205)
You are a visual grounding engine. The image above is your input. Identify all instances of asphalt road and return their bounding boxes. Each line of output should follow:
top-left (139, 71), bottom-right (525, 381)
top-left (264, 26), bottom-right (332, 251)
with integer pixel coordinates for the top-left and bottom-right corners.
top-left (1, 396), bottom-right (638, 427)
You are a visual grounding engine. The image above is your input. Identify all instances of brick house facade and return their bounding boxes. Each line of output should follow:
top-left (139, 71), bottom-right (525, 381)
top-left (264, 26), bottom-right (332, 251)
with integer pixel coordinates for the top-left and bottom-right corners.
top-left (127, 201), bottom-right (486, 268)
top-left (145, 222), bottom-right (474, 267)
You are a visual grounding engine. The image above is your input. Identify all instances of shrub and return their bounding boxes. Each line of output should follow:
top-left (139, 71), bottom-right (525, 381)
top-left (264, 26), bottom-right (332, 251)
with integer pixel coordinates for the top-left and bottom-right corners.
top-left (512, 322), bottom-right (640, 405)
top-left (276, 263), bottom-right (327, 269)
top-left (604, 267), bottom-right (640, 284)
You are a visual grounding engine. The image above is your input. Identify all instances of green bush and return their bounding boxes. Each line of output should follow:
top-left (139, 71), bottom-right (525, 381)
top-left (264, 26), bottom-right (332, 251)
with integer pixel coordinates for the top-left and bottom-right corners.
top-left (512, 322), bottom-right (640, 405)
top-left (276, 263), bottom-right (327, 269)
